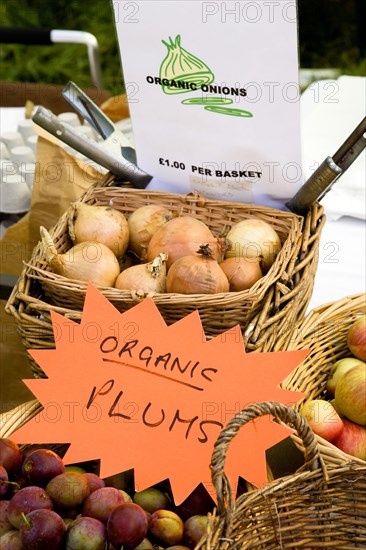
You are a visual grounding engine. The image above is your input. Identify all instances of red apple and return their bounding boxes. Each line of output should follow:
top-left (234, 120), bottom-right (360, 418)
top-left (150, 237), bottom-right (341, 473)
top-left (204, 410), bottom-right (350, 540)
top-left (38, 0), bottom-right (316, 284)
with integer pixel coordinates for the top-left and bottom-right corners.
top-left (300, 399), bottom-right (344, 442)
top-left (333, 418), bottom-right (366, 460)
top-left (335, 364), bottom-right (366, 426)
top-left (347, 315), bottom-right (366, 361)
top-left (326, 357), bottom-right (365, 397)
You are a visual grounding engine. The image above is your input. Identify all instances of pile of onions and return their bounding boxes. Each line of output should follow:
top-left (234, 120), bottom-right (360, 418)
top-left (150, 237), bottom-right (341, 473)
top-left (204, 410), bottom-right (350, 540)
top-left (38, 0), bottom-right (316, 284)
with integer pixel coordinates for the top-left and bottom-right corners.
top-left (115, 253), bottom-right (168, 294)
top-left (147, 216), bottom-right (226, 270)
top-left (225, 219), bottom-right (281, 273)
top-left (220, 257), bottom-right (263, 291)
top-left (166, 245), bottom-right (229, 294)
top-left (68, 203), bottom-right (129, 259)
top-left (41, 226), bottom-right (120, 287)
top-left (128, 204), bottom-right (175, 259)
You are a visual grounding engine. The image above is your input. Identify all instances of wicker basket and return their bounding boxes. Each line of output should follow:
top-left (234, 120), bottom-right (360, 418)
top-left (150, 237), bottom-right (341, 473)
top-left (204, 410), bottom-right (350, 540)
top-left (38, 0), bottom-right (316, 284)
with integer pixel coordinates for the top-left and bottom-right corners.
top-left (197, 401), bottom-right (366, 549)
top-left (6, 183), bottom-right (325, 377)
top-left (278, 293), bottom-right (366, 467)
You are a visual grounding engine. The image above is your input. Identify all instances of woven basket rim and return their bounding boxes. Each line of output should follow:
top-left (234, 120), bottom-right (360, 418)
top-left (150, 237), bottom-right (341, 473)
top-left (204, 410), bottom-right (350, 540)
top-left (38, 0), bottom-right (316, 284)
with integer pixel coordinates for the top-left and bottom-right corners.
top-left (23, 187), bottom-right (306, 306)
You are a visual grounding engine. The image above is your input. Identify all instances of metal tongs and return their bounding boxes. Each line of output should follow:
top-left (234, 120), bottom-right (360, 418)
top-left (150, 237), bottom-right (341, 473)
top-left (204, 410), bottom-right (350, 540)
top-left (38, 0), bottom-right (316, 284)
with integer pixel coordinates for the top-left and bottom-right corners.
top-left (287, 116), bottom-right (366, 215)
top-left (32, 81), bottom-right (153, 188)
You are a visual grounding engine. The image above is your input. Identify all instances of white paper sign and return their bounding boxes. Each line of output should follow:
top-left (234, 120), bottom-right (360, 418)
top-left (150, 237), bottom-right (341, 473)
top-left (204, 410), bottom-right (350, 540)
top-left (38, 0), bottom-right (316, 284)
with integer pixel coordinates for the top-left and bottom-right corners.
top-left (113, 0), bottom-right (302, 208)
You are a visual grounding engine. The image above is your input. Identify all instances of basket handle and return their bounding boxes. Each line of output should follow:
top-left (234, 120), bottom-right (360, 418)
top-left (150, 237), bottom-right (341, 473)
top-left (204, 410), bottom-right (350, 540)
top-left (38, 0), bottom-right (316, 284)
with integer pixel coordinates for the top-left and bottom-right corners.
top-left (210, 401), bottom-right (324, 515)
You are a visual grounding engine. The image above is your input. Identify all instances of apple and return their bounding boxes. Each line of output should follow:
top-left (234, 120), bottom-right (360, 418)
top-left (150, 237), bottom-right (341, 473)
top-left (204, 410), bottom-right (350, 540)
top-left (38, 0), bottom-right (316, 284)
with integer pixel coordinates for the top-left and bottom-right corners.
top-left (333, 418), bottom-right (366, 461)
top-left (326, 357), bottom-right (365, 396)
top-left (335, 364), bottom-right (366, 426)
top-left (300, 399), bottom-right (344, 442)
top-left (347, 315), bottom-right (366, 361)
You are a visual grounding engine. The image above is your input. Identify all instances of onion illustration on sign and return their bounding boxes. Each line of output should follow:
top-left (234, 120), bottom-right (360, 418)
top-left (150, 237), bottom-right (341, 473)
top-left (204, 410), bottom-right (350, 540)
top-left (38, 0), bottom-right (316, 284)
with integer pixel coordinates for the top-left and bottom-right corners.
top-left (159, 34), bottom-right (253, 117)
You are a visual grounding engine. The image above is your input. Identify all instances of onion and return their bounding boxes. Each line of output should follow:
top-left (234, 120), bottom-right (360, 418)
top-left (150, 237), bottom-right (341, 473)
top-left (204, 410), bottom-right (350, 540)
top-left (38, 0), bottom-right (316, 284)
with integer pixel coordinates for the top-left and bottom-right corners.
top-left (220, 257), bottom-right (263, 291)
top-left (128, 204), bottom-right (175, 259)
top-left (225, 219), bottom-right (281, 273)
top-left (166, 245), bottom-right (229, 294)
top-left (68, 203), bottom-right (129, 258)
top-left (115, 253), bottom-right (168, 294)
top-left (147, 216), bottom-right (226, 270)
top-left (40, 226), bottom-right (120, 287)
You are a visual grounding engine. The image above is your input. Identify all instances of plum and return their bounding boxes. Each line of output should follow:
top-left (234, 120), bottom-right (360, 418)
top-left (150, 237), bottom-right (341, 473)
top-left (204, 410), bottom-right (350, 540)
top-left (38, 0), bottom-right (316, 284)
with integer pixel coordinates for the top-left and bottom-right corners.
top-left (0, 529), bottom-right (24, 549)
top-left (0, 439), bottom-right (22, 475)
top-left (83, 472), bottom-right (105, 494)
top-left (8, 486), bottom-right (53, 529)
top-left (0, 500), bottom-right (12, 535)
top-left (166, 547), bottom-right (191, 550)
top-left (82, 486), bottom-right (126, 524)
top-left (65, 516), bottom-right (106, 550)
top-left (0, 465), bottom-right (8, 497)
top-left (107, 502), bottom-right (148, 549)
top-left (133, 487), bottom-right (171, 513)
top-left (6, 471), bottom-right (28, 499)
top-left (22, 449), bottom-right (65, 486)
top-left (133, 538), bottom-right (154, 549)
top-left (19, 508), bottom-right (65, 550)
top-left (183, 515), bottom-right (208, 548)
top-left (46, 472), bottom-right (90, 509)
top-left (148, 510), bottom-right (184, 546)
top-left (120, 489), bottom-right (132, 502)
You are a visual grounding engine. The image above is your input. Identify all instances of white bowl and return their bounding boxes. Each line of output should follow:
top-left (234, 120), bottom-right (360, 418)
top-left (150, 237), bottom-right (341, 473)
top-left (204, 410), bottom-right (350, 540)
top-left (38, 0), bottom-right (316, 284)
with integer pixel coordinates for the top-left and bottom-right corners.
top-left (0, 173), bottom-right (32, 213)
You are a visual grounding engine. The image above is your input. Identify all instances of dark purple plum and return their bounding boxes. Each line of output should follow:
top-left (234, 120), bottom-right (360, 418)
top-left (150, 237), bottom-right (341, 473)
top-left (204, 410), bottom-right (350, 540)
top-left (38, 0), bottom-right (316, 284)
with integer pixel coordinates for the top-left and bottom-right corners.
top-left (183, 515), bottom-right (208, 548)
top-left (22, 449), bottom-right (65, 486)
top-left (133, 487), bottom-right (171, 513)
top-left (19, 508), bottom-right (65, 550)
top-left (107, 502), bottom-right (148, 549)
top-left (8, 486), bottom-right (53, 529)
top-left (0, 500), bottom-right (12, 535)
top-left (0, 529), bottom-right (24, 549)
top-left (0, 465), bottom-right (9, 497)
top-left (6, 472), bottom-right (28, 499)
top-left (166, 547), bottom-right (191, 550)
top-left (82, 472), bottom-right (105, 494)
top-left (82, 486), bottom-right (126, 524)
top-left (46, 472), bottom-right (90, 509)
top-left (65, 516), bottom-right (107, 550)
top-left (0, 439), bottom-right (22, 475)
top-left (148, 510), bottom-right (184, 547)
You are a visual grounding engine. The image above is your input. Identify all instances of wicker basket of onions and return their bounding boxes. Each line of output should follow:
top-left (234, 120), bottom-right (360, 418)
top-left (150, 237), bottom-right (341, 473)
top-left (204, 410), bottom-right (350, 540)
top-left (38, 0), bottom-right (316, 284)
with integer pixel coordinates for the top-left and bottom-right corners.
top-left (6, 176), bottom-right (325, 377)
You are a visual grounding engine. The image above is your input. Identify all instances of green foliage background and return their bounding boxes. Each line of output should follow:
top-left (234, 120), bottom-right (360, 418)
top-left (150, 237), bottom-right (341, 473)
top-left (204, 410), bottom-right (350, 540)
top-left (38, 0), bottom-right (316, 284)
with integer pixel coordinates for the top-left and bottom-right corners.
top-left (0, 0), bottom-right (365, 95)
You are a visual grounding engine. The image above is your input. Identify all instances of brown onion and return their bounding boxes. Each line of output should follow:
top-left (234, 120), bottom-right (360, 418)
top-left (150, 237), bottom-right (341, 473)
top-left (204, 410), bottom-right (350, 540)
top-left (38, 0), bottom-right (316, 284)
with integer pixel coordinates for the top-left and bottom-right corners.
top-left (115, 253), bottom-right (168, 294)
top-left (41, 226), bottom-right (120, 287)
top-left (147, 216), bottom-right (225, 270)
top-left (225, 218), bottom-right (281, 273)
top-left (68, 203), bottom-right (129, 258)
top-left (128, 204), bottom-right (175, 259)
top-left (166, 246), bottom-right (229, 294)
top-left (220, 257), bottom-right (263, 291)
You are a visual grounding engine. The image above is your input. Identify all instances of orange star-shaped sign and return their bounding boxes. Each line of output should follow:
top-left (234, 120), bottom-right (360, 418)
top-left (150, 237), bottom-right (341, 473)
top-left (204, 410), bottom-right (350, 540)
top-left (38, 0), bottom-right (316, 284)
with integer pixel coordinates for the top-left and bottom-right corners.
top-left (11, 284), bottom-right (307, 504)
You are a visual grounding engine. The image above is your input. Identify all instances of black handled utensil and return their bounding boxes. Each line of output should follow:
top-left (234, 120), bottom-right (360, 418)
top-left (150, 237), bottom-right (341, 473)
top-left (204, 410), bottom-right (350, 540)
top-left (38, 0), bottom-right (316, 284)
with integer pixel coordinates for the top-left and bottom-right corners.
top-left (286, 117), bottom-right (366, 215)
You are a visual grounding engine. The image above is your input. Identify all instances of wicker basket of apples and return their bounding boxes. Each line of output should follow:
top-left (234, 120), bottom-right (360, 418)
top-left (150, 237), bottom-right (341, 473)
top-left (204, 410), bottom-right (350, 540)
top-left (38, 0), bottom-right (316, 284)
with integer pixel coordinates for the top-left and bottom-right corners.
top-left (278, 293), bottom-right (366, 466)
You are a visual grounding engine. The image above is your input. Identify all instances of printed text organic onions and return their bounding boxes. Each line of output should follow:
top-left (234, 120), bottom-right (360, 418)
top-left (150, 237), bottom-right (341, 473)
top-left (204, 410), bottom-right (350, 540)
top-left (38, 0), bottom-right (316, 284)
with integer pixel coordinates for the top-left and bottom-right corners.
top-left (225, 218), bottom-right (281, 273)
top-left (40, 226), bottom-right (120, 287)
top-left (68, 203), bottom-right (129, 258)
top-left (147, 216), bottom-right (225, 270)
